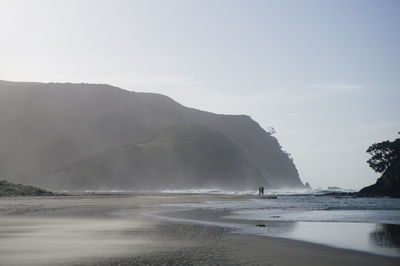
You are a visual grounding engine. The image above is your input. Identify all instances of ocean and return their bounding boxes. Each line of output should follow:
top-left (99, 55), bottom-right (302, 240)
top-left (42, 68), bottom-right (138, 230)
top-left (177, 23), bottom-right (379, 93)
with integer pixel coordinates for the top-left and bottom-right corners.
top-left (159, 189), bottom-right (400, 257)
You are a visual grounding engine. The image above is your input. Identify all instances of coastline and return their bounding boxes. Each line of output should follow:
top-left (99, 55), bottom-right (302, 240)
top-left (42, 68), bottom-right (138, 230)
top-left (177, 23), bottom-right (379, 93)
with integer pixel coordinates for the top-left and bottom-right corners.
top-left (0, 193), bottom-right (399, 266)
top-left (146, 206), bottom-right (400, 257)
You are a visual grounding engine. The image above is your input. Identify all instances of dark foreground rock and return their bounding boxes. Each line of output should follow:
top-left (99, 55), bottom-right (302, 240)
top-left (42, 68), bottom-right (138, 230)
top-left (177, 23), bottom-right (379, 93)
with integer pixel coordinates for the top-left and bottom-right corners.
top-left (0, 180), bottom-right (53, 196)
top-left (359, 158), bottom-right (400, 198)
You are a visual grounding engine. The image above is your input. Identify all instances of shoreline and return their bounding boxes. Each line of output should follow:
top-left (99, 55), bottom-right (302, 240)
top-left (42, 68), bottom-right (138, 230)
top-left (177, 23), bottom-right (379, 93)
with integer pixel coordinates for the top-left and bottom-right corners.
top-left (138, 205), bottom-right (400, 258)
top-left (0, 193), bottom-right (399, 266)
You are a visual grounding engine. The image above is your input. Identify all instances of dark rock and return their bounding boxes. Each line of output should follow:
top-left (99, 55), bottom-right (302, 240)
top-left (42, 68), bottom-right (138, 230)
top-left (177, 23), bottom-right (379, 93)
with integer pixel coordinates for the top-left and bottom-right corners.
top-left (359, 158), bottom-right (400, 197)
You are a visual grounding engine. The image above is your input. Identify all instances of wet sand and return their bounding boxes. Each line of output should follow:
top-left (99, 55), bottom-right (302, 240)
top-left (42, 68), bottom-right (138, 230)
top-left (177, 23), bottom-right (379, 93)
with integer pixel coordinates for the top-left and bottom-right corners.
top-left (0, 193), bottom-right (399, 266)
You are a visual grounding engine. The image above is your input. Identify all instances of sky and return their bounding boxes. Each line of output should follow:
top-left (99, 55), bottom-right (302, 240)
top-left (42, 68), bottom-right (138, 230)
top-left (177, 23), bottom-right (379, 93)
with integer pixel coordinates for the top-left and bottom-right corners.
top-left (0, 0), bottom-right (399, 190)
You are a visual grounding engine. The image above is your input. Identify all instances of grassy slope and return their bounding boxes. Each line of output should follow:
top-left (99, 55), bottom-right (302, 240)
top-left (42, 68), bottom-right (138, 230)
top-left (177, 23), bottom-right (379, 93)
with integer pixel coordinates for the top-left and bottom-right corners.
top-left (47, 124), bottom-right (266, 190)
top-left (0, 180), bottom-right (53, 196)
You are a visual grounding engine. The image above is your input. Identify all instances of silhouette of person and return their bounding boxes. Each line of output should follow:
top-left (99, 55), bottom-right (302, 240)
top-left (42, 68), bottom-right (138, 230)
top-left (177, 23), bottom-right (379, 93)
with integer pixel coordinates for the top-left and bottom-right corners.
top-left (261, 186), bottom-right (264, 195)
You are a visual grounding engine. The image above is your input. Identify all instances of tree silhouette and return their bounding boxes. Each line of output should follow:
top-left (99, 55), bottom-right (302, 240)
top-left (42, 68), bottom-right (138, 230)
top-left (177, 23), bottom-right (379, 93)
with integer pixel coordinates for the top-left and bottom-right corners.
top-left (266, 126), bottom-right (276, 135)
top-left (367, 132), bottom-right (400, 173)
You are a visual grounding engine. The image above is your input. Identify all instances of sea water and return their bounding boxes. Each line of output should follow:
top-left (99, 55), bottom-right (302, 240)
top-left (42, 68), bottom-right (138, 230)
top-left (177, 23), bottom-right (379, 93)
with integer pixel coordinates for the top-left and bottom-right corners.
top-left (162, 190), bottom-right (400, 257)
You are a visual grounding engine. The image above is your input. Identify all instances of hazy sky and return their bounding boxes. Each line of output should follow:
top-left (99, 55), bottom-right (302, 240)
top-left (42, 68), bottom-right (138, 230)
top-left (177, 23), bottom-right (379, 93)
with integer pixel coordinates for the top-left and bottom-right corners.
top-left (1, 0), bottom-right (399, 189)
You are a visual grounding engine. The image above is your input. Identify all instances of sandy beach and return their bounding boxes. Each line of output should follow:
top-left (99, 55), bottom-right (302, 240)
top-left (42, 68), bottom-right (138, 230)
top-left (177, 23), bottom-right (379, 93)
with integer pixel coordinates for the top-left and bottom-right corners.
top-left (0, 193), bottom-right (399, 266)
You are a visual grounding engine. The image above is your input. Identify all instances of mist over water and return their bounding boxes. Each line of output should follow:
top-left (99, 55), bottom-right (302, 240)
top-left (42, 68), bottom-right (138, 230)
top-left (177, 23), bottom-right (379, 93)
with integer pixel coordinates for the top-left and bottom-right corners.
top-left (161, 187), bottom-right (357, 195)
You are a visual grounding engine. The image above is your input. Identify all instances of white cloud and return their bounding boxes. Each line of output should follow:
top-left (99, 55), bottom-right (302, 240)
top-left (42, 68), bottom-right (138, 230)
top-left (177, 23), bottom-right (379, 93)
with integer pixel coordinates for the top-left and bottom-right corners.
top-left (312, 82), bottom-right (365, 92)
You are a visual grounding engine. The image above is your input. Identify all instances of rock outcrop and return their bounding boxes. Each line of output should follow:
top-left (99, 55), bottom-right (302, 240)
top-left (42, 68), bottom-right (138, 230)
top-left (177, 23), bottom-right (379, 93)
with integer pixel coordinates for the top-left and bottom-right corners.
top-left (359, 158), bottom-right (400, 197)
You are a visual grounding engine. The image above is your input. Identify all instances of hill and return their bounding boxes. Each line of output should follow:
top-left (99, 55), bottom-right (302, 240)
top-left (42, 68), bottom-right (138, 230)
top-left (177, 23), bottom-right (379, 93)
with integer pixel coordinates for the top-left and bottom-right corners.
top-left (0, 80), bottom-right (303, 190)
top-left (43, 125), bottom-right (267, 190)
top-left (0, 180), bottom-right (53, 196)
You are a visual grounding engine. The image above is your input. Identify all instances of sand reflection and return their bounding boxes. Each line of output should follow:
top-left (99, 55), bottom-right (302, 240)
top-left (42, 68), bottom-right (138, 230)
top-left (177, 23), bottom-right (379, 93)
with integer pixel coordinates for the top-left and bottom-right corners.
top-left (0, 216), bottom-right (151, 266)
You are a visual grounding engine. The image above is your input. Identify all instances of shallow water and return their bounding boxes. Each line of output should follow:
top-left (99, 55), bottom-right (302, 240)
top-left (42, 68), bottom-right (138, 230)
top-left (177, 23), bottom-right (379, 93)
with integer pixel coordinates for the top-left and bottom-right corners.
top-left (164, 195), bottom-right (400, 257)
top-left (240, 221), bottom-right (400, 257)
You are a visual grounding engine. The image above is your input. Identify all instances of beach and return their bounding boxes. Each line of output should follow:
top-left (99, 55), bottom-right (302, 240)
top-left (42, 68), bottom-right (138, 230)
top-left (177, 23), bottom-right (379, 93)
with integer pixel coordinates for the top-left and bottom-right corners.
top-left (0, 193), bottom-right (399, 266)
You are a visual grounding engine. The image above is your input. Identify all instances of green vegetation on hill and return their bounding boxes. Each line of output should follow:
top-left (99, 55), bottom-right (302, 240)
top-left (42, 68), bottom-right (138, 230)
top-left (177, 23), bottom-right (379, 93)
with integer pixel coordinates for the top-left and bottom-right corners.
top-left (360, 133), bottom-right (400, 197)
top-left (136, 137), bottom-right (175, 150)
top-left (45, 124), bottom-right (267, 191)
top-left (366, 133), bottom-right (400, 173)
top-left (0, 180), bottom-right (53, 196)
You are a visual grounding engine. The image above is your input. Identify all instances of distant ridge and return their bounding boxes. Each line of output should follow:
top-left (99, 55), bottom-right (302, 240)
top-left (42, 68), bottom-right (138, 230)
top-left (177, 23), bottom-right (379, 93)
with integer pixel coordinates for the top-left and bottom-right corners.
top-left (0, 80), bottom-right (303, 190)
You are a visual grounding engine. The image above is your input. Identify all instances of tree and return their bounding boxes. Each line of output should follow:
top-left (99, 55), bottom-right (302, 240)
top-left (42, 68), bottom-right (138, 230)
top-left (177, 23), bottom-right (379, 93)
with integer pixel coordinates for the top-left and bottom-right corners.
top-left (266, 126), bottom-right (276, 135)
top-left (367, 132), bottom-right (400, 173)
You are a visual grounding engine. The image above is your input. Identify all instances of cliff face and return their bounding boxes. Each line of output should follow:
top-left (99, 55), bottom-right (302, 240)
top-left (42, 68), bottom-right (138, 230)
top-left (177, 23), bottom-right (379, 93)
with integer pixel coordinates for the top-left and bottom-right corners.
top-left (359, 158), bottom-right (400, 197)
top-left (0, 80), bottom-right (303, 190)
top-left (136, 93), bottom-right (302, 188)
